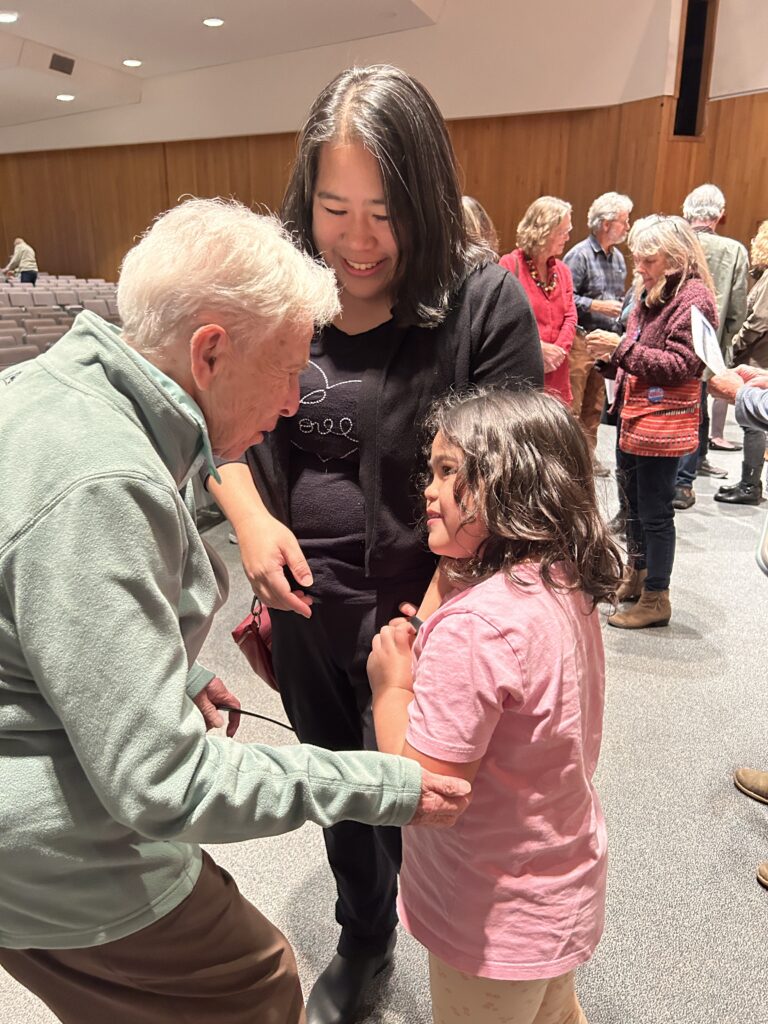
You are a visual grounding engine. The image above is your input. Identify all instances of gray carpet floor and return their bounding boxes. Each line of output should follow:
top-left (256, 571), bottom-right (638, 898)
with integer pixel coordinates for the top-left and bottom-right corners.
top-left (4, 418), bottom-right (768, 1024)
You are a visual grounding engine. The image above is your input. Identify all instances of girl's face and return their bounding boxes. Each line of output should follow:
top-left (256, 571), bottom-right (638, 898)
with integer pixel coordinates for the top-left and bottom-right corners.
top-left (424, 432), bottom-right (489, 559)
top-left (633, 250), bottom-right (668, 291)
top-left (312, 142), bottom-right (399, 309)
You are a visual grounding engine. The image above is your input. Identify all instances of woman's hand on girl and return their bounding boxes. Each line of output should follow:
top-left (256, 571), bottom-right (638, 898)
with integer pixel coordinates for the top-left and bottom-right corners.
top-left (236, 515), bottom-right (314, 618)
top-left (367, 619), bottom-right (416, 694)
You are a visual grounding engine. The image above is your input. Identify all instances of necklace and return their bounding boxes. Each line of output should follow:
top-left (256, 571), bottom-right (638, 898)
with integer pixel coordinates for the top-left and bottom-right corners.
top-left (525, 254), bottom-right (558, 296)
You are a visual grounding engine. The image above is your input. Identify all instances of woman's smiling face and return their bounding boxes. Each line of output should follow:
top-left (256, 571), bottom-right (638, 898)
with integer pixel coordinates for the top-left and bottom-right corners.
top-left (311, 142), bottom-right (399, 310)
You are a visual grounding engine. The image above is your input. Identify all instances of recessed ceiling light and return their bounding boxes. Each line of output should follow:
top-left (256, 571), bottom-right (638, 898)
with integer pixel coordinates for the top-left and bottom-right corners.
top-left (122, 59), bottom-right (142, 68)
top-left (202, 17), bottom-right (224, 27)
top-left (0, 10), bottom-right (19, 23)
top-left (56, 94), bottom-right (75, 102)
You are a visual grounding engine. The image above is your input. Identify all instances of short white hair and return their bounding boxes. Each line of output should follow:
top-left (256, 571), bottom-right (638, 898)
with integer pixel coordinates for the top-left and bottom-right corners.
top-left (682, 183), bottom-right (725, 223)
top-left (587, 192), bottom-right (633, 234)
top-left (118, 197), bottom-right (340, 352)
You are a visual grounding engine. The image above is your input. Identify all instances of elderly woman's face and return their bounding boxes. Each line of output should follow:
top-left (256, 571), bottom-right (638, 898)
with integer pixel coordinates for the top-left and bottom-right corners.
top-left (633, 250), bottom-right (668, 291)
top-left (546, 214), bottom-right (572, 259)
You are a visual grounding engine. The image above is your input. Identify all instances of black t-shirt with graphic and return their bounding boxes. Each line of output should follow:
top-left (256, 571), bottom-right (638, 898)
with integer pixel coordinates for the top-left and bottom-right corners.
top-left (287, 320), bottom-right (394, 601)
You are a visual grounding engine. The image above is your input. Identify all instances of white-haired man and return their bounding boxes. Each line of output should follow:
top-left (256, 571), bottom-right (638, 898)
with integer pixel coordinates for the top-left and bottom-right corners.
top-left (564, 192), bottom-right (633, 475)
top-left (0, 199), bottom-right (469, 1024)
top-left (2, 236), bottom-right (38, 285)
top-left (672, 183), bottom-right (749, 510)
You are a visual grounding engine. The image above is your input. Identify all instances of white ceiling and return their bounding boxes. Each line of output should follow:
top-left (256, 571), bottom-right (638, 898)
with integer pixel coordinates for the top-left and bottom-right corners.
top-left (0, 0), bottom-right (444, 127)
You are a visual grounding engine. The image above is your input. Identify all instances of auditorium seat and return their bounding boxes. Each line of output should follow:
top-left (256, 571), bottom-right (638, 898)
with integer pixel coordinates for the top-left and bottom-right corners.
top-left (32, 290), bottom-right (57, 307)
top-left (0, 345), bottom-right (39, 370)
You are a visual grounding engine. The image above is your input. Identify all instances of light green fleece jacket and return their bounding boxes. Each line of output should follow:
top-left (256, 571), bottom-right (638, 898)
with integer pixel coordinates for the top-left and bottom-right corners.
top-left (0, 311), bottom-right (422, 950)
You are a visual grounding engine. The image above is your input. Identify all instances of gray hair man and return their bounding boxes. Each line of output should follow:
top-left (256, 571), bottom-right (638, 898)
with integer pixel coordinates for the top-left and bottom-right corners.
top-left (0, 198), bottom-right (469, 1024)
top-left (564, 192), bottom-right (633, 474)
top-left (673, 183), bottom-right (749, 510)
top-left (2, 236), bottom-right (38, 285)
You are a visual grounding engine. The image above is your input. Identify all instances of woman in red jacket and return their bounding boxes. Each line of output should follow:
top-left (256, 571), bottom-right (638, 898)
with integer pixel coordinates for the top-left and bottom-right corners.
top-left (500, 197), bottom-right (577, 402)
top-left (587, 215), bottom-right (717, 628)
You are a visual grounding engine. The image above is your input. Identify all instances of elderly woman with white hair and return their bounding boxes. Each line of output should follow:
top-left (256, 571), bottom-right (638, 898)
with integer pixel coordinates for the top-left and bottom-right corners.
top-left (0, 198), bottom-right (470, 1024)
top-left (499, 196), bottom-right (577, 401)
top-left (587, 215), bottom-right (717, 628)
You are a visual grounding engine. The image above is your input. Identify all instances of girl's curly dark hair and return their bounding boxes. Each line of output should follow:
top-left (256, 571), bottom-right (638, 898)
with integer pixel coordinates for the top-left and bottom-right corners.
top-left (423, 388), bottom-right (623, 606)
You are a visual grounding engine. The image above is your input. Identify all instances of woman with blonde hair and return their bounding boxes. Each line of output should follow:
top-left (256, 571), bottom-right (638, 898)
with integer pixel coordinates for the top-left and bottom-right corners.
top-left (500, 197), bottom-right (577, 402)
top-left (587, 215), bottom-right (717, 628)
top-left (714, 220), bottom-right (768, 505)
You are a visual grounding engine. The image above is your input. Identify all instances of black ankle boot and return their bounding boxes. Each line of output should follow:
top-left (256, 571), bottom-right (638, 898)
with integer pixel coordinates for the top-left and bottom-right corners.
top-left (714, 462), bottom-right (763, 505)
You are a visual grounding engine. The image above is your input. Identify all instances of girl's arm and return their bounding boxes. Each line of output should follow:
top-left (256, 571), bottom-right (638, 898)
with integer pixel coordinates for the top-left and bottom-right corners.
top-left (368, 622), bottom-right (482, 784)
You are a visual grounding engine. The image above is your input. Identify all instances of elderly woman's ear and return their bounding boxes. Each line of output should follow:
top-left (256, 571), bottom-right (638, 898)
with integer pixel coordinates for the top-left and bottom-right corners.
top-left (189, 323), bottom-right (232, 389)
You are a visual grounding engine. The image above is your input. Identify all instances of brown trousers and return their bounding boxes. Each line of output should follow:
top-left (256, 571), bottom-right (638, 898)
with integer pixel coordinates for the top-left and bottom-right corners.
top-left (0, 853), bottom-right (305, 1024)
top-left (569, 334), bottom-right (605, 450)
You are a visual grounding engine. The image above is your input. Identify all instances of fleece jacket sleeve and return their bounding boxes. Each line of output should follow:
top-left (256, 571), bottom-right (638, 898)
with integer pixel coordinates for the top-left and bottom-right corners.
top-left (8, 473), bottom-right (422, 842)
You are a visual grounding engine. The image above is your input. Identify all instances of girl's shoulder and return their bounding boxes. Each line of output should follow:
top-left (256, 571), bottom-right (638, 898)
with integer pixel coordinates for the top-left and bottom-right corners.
top-left (430, 567), bottom-right (590, 641)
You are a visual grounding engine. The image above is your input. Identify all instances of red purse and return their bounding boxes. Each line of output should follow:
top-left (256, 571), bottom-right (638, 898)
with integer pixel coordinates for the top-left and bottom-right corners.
top-left (619, 374), bottom-right (700, 457)
top-left (231, 596), bottom-right (279, 691)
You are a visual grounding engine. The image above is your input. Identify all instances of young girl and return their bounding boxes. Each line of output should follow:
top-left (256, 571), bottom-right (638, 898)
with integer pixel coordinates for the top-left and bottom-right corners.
top-left (369, 389), bottom-right (622, 1024)
top-left (210, 64), bottom-right (542, 1022)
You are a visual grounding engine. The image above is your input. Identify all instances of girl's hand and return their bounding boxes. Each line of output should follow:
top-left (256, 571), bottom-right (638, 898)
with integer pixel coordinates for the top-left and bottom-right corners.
top-left (235, 515), bottom-right (314, 618)
top-left (586, 329), bottom-right (621, 359)
top-left (367, 621), bottom-right (416, 695)
top-left (541, 342), bottom-right (566, 372)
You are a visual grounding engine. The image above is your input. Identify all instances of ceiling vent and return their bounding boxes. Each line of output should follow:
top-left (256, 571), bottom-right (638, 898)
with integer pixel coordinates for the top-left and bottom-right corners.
top-left (49, 52), bottom-right (75, 75)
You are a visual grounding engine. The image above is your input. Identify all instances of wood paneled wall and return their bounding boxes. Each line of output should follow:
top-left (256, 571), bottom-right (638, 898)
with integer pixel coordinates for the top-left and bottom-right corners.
top-left (0, 91), bottom-right (766, 281)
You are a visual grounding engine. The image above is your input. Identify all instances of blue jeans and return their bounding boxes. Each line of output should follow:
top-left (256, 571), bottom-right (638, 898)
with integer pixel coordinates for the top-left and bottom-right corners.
top-left (676, 381), bottom-right (708, 487)
top-left (618, 449), bottom-right (680, 590)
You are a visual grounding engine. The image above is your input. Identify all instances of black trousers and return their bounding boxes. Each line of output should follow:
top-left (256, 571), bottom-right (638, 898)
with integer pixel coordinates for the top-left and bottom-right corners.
top-left (617, 450), bottom-right (680, 591)
top-left (19, 270), bottom-right (37, 286)
top-left (270, 584), bottom-right (426, 958)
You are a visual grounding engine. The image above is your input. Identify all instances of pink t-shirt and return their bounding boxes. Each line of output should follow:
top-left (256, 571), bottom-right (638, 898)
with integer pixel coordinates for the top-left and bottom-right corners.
top-left (398, 566), bottom-right (607, 981)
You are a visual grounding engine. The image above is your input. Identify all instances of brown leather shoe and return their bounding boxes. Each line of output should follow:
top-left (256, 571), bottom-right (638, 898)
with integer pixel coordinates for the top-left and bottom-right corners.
top-left (608, 589), bottom-right (671, 629)
top-left (757, 862), bottom-right (768, 891)
top-left (616, 567), bottom-right (648, 602)
top-left (734, 767), bottom-right (768, 805)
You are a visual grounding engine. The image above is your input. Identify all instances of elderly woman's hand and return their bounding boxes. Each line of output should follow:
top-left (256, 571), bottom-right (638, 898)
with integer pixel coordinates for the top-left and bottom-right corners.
top-left (541, 342), bottom-right (566, 373)
top-left (236, 514), bottom-right (314, 618)
top-left (409, 770), bottom-right (472, 828)
top-left (586, 329), bottom-right (621, 360)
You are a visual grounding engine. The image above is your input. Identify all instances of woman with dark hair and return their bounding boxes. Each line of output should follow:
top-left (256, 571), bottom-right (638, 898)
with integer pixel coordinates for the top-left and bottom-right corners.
top-left (210, 65), bottom-right (541, 1024)
top-left (499, 197), bottom-right (578, 403)
top-left (587, 215), bottom-right (717, 629)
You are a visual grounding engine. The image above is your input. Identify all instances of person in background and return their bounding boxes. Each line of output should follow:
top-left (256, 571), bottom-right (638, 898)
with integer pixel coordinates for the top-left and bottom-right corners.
top-left (712, 220), bottom-right (768, 505)
top-left (672, 184), bottom-right (749, 510)
top-left (462, 195), bottom-right (500, 258)
top-left (2, 236), bottom-right (38, 285)
top-left (564, 192), bottom-right (633, 474)
top-left (208, 65), bottom-right (542, 1024)
top-left (499, 197), bottom-right (577, 404)
top-left (370, 389), bottom-right (621, 1024)
top-left (587, 215), bottom-right (716, 629)
top-left (0, 198), bottom-right (471, 1024)
top-left (708, 361), bottom-right (768, 890)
